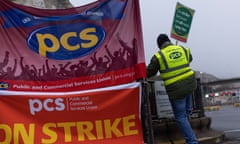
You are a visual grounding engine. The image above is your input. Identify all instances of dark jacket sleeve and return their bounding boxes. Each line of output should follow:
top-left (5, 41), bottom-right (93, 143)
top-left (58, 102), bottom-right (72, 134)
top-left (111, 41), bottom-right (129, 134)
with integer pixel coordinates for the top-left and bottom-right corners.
top-left (146, 55), bottom-right (160, 78)
top-left (187, 47), bottom-right (193, 62)
top-left (189, 54), bottom-right (192, 62)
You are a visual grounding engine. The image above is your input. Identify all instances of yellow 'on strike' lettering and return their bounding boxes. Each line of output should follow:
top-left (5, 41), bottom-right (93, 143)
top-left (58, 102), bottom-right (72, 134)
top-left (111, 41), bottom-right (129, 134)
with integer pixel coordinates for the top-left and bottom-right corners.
top-left (42, 123), bottom-right (57, 144)
top-left (104, 118), bottom-right (123, 138)
top-left (95, 120), bottom-right (104, 140)
top-left (0, 124), bottom-right (11, 144)
top-left (123, 115), bottom-right (138, 136)
top-left (57, 122), bottom-right (75, 142)
top-left (77, 121), bottom-right (96, 141)
top-left (14, 123), bottom-right (35, 144)
top-left (0, 114), bottom-right (139, 143)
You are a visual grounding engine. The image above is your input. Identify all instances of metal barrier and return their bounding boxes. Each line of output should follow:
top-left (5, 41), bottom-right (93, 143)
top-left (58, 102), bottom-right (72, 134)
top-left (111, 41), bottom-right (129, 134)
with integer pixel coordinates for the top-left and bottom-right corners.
top-left (142, 78), bottom-right (206, 144)
top-left (141, 80), bottom-right (155, 144)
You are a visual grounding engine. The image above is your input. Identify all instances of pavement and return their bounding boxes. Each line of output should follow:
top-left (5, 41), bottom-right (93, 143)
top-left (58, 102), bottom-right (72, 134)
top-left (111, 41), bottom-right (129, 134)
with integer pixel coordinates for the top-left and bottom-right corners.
top-left (152, 116), bottom-right (226, 144)
top-left (221, 139), bottom-right (240, 144)
top-left (151, 104), bottom-right (240, 144)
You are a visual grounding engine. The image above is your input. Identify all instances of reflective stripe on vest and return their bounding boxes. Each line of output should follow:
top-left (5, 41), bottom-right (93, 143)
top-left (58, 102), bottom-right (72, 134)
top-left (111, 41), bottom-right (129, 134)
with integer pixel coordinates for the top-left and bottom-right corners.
top-left (155, 45), bottom-right (194, 86)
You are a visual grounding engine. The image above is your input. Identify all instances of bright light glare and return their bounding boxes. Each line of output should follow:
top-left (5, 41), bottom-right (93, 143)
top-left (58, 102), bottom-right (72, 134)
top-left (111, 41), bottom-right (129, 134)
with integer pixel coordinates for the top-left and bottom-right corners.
top-left (205, 94), bottom-right (209, 98)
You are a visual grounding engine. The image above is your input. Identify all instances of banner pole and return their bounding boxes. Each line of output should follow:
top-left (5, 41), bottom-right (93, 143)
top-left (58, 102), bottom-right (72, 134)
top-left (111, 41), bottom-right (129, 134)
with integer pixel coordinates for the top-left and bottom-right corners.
top-left (175, 40), bottom-right (178, 45)
top-left (141, 80), bottom-right (155, 144)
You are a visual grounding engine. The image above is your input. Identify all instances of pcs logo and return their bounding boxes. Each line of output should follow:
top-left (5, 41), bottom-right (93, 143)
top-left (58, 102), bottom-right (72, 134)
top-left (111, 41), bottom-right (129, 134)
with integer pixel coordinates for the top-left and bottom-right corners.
top-left (0, 82), bottom-right (9, 90)
top-left (29, 98), bottom-right (65, 115)
top-left (27, 23), bottom-right (105, 60)
top-left (169, 52), bottom-right (182, 60)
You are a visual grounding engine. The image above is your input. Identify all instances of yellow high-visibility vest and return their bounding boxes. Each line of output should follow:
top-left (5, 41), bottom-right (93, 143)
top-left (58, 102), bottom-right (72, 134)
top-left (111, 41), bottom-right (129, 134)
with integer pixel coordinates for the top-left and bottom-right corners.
top-left (155, 45), bottom-right (194, 86)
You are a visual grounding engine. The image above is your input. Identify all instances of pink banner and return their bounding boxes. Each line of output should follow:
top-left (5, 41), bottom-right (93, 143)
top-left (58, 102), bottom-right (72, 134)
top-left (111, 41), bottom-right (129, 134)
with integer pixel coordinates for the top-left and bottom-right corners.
top-left (0, 0), bottom-right (146, 92)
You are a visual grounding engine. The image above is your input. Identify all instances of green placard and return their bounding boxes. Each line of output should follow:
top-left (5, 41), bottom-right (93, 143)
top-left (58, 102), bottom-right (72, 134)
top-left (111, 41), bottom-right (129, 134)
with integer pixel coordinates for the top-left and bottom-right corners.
top-left (171, 2), bottom-right (195, 43)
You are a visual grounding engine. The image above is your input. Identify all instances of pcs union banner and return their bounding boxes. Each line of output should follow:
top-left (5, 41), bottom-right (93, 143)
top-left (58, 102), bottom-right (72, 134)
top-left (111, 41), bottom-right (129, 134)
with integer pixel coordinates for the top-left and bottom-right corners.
top-left (0, 0), bottom-right (146, 143)
top-left (0, 0), bottom-right (146, 92)
top-left (0, 82), bottom-right (144, 144)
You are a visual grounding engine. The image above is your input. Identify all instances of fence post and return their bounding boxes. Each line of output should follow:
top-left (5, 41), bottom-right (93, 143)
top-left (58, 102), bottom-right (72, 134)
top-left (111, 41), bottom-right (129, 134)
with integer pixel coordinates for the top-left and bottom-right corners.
top-left (141, 80), bottom-right (155, 144)
top-left (193, 78), bottom-right (205, 117)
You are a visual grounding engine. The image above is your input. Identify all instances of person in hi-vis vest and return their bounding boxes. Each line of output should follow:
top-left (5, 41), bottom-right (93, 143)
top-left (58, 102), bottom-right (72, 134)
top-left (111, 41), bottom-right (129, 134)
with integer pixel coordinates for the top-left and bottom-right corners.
top-left (147, 34), bottom-right (198, 144)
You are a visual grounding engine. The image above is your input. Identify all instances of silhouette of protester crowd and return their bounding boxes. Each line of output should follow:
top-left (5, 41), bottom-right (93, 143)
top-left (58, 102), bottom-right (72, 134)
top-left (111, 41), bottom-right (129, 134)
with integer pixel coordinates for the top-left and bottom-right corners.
top-left (0, 38), bottom-right (138, 81)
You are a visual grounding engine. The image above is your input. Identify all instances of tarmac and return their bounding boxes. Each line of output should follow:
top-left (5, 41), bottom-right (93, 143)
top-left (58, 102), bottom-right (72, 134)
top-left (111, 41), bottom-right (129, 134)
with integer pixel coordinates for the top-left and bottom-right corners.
top-left (222, 139), bottom-right (240, 144)
top-left (152, 116), bottom-right (226, 144)
top-left (149, 102), bottom-right (240, 144)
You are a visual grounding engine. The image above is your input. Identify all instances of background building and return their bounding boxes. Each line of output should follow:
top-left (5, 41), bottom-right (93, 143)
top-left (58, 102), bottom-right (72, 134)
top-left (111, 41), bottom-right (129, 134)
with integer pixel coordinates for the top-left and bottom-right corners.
top-left (9, 0), bottom-right (73, 9)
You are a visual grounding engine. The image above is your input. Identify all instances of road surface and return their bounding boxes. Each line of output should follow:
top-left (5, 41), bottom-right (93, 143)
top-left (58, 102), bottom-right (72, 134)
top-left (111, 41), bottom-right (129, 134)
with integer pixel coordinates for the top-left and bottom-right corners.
top-left (205, 105), bottom-right (240, 144)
